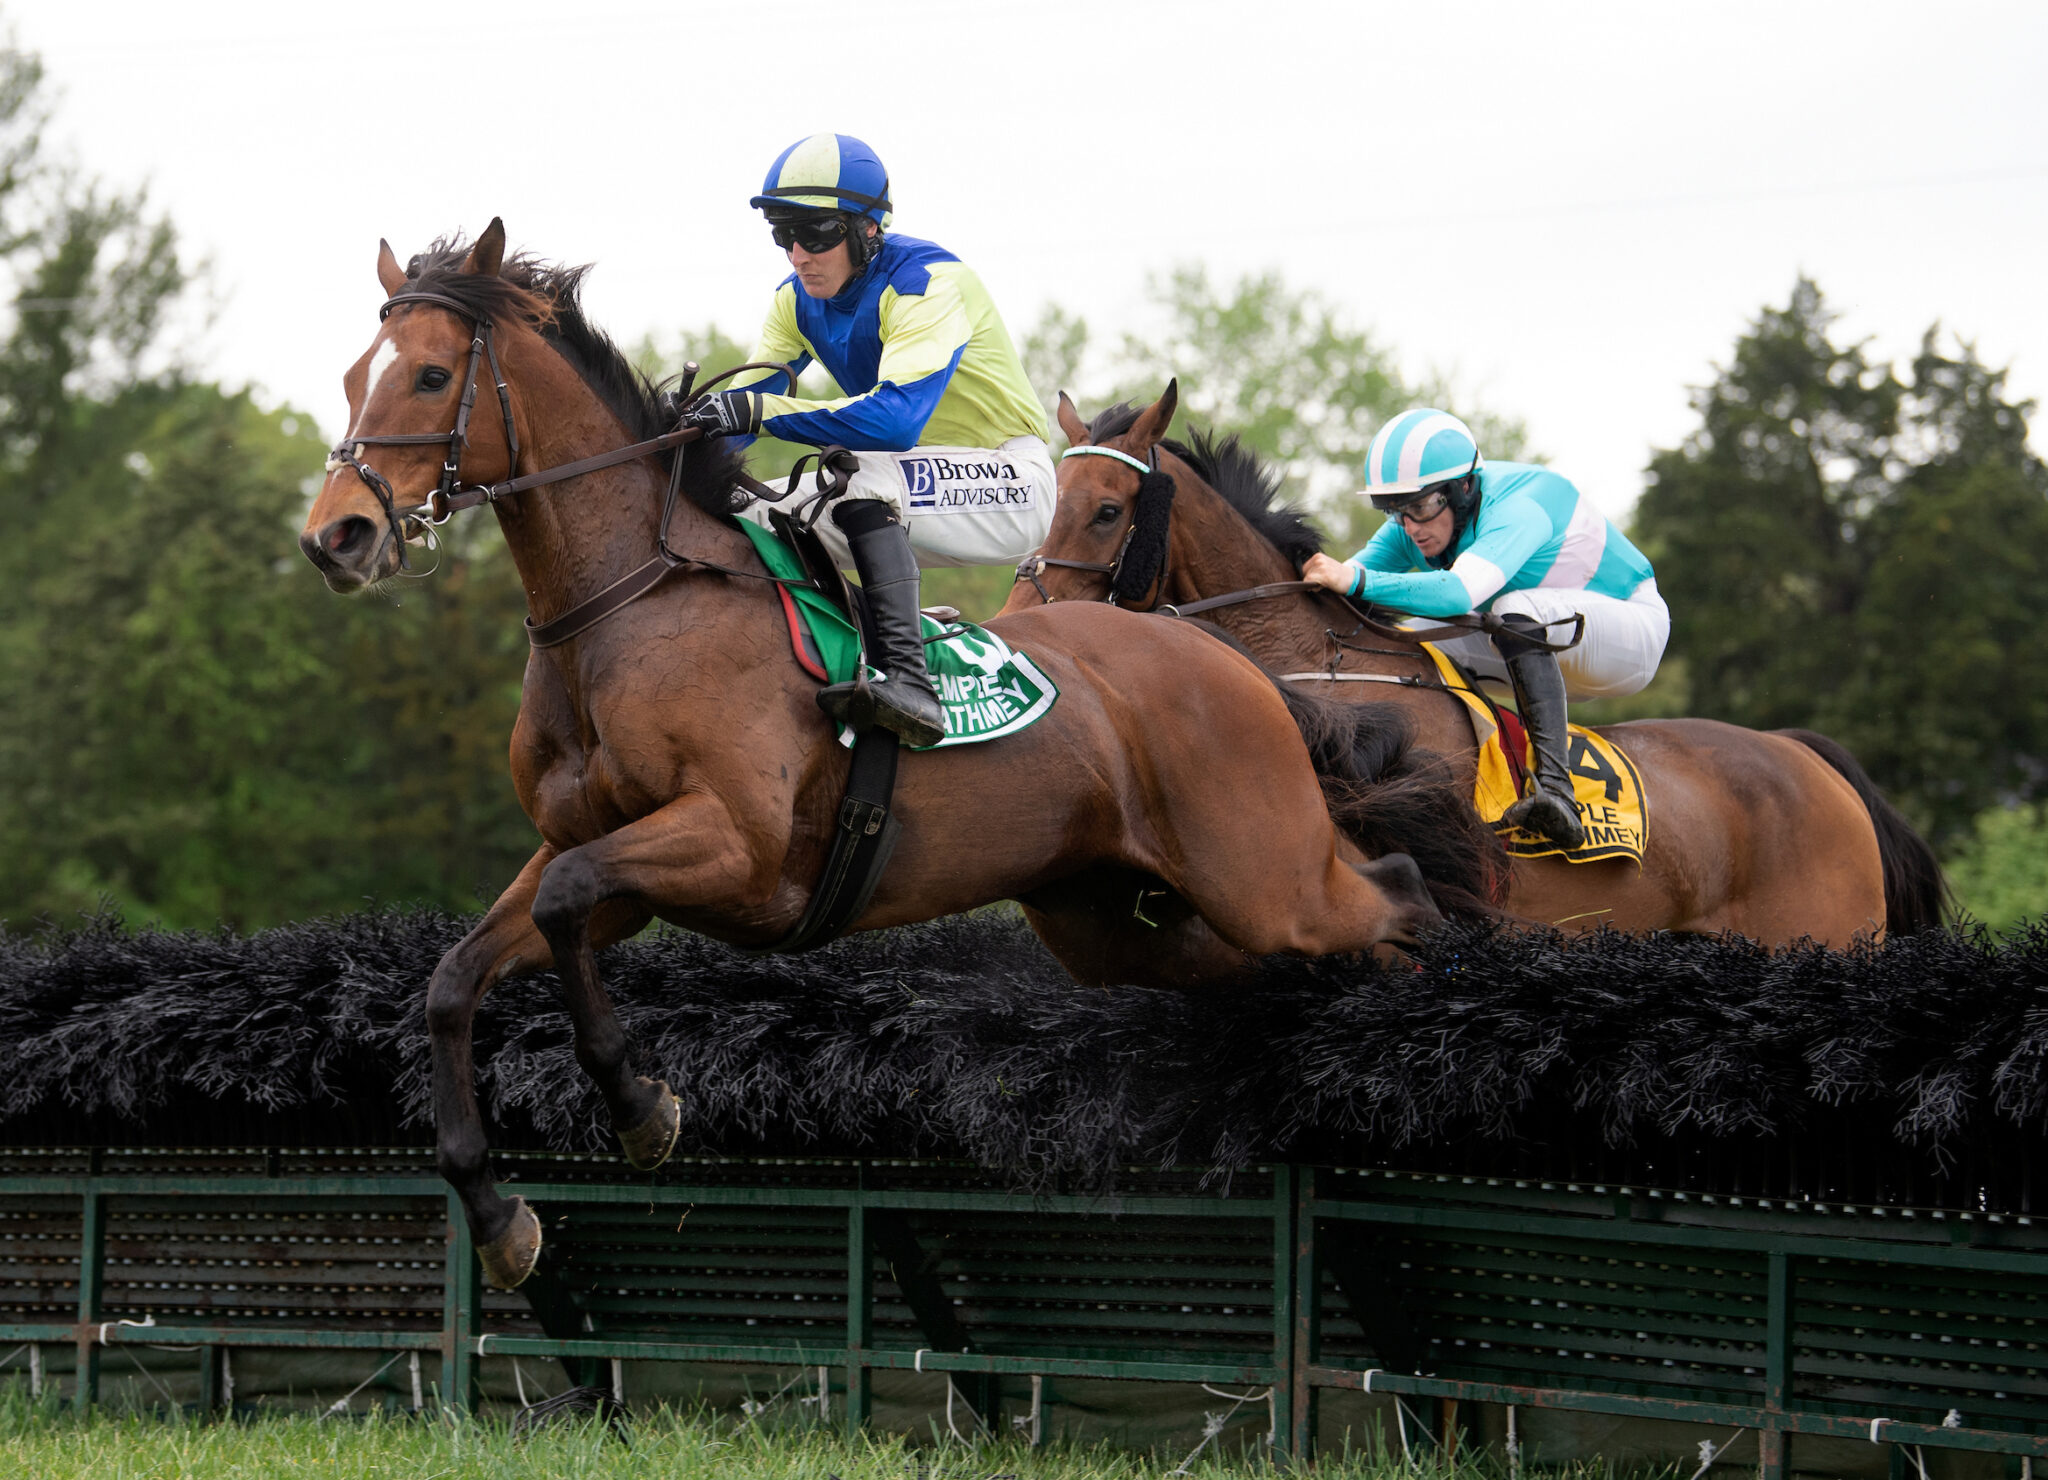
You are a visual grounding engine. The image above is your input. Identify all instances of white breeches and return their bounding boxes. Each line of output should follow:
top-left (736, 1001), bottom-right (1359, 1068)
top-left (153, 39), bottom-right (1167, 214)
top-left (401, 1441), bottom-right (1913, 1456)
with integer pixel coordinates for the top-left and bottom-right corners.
top-left (1430, 579), bottom-right (1671, 701)
top-left (741, 434), bottom-right (1056, 569)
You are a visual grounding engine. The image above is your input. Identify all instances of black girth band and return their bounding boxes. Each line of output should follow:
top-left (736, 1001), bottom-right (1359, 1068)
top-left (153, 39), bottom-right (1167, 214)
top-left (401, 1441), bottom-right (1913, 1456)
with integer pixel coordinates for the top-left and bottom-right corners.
top-left (744, 727), bottom-right (902, 955)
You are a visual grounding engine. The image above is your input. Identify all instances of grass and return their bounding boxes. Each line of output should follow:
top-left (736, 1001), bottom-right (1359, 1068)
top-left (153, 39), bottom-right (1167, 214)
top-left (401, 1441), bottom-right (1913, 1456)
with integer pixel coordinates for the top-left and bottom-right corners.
top-left (0, 1381), bottom-right (1623, 1480)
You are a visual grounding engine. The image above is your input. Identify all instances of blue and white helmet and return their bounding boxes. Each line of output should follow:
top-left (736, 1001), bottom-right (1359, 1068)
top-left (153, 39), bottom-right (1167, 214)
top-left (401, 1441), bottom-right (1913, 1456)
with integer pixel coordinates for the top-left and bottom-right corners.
top-left (750, 133), bottom-right (893, 226)
top-left (1361, 409), bottom-right (1483, 511)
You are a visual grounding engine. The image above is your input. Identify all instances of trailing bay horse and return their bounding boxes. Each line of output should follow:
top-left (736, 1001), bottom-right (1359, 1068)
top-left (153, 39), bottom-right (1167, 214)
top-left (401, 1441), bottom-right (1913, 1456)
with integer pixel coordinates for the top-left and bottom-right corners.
top-left (300, 226), bottom-right (1460, 1289)
top-left (1002, 384), bottom-right (1948, 946)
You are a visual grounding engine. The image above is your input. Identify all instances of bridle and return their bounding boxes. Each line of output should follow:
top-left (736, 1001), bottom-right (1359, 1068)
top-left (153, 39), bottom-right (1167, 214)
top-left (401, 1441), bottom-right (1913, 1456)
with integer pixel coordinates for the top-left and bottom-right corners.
top-left (325, 290), bottom-right (523, 567)
top-left (324, 286), bottom-right (807, 646)
top-left (1012, 443), bottom-right (1168, 607)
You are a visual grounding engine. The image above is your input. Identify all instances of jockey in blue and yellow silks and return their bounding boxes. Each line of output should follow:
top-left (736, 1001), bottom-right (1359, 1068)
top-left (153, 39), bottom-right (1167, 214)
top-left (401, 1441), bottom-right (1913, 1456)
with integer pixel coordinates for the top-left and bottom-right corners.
top-left (1304, 410), bottom-right (1671, 848)
top-left (676, 133), bottom-right (1052, 748)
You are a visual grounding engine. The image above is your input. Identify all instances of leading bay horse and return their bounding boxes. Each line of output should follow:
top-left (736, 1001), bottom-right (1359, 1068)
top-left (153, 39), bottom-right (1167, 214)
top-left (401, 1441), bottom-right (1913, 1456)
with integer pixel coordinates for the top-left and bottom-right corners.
top-left (1002, 384), bottom-right (1948, 945)
top-left (300, 226), bottom-right (1455, 1289)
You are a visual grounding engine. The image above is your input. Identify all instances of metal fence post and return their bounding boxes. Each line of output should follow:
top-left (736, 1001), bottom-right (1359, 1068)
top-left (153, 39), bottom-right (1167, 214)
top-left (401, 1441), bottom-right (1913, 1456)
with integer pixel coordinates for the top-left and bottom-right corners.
top-left (845, 1194), bottom-right (872, 1435)
top-left (1761, 1250), bottom-right (1794, 1480)
top-left (1269, 1164), bottom-right (1302, 1462)
top-left (1289, 1164), bottom-right (1320, 1460)
top-left (441, 1191), bottom-right (480, 1413)
top-left (197, 1344), bottom-right (225, 1418)
top-left (72, 1184), bottom-right (105, 1409)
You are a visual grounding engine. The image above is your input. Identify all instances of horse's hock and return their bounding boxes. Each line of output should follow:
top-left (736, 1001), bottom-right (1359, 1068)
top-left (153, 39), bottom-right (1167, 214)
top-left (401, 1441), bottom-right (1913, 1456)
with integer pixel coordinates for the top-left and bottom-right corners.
top-left (2, 911), bottom-right (2044, 1472)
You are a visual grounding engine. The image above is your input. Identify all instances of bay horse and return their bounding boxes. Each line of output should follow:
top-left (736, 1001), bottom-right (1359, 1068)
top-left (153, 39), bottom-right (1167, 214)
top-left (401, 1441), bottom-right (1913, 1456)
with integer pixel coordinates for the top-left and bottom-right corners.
top-left (1002, 384), bottom-right (1948, 946)
top-left (300, 226), bottom-right (1457, 1289)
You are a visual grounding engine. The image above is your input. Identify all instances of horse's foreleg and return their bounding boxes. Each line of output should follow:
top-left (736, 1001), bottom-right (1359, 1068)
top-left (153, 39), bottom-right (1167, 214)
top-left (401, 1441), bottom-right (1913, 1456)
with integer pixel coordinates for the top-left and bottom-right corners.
top-left (427, 845), bottom-right (556, 1291)
top-left (528, 793), bottom-right (761, 1176)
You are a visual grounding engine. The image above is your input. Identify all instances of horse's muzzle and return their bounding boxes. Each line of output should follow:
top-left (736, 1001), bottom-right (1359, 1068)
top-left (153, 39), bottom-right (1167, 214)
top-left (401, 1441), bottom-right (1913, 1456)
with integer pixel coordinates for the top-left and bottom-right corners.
top-left (300, 514), bottom-right (394, 590)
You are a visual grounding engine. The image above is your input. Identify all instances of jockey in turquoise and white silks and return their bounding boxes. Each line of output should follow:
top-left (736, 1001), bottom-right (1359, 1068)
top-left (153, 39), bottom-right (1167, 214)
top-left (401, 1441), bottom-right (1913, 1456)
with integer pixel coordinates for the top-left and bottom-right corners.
top-left (675, 133), bottom-right (1053, 748)
top-left (1303, 409), bottom-right (1671, 848)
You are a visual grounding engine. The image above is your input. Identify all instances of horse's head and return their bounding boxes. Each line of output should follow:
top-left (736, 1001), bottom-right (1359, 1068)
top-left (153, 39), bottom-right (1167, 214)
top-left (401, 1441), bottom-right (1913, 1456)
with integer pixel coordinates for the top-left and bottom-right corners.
top-left (301, 220), bottom-right (527, 591)
top-left (1001, 381), bottom-right (1179, 612)
top-left (1004, 381), bottom-right (1326, 617)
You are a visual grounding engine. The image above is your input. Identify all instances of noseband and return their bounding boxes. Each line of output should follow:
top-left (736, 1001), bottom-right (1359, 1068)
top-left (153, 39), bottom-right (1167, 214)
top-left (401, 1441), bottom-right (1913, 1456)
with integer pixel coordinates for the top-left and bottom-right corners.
top-left (1014, 443), bottom-right (1169, 607)
top-left (326, 290), bottom-right (520, 568)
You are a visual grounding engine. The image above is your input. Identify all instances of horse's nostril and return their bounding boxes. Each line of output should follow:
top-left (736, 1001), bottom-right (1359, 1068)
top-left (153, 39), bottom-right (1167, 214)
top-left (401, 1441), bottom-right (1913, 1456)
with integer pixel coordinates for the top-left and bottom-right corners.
top-left (325, 516), bottom-right (373, 555)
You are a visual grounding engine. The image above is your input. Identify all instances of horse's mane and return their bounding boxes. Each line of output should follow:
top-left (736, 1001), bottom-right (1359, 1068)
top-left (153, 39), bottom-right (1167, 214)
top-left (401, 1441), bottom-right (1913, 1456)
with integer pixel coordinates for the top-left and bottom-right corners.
top-left (402, 237), bottom-right (747, 520)
top-left (1085, 403), bottom-right (1327, 571)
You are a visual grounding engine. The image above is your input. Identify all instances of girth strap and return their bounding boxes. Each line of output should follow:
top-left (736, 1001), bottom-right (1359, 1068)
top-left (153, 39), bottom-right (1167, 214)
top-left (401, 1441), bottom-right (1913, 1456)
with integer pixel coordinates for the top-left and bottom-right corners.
top-left (743, 727), bottom-right (903, 955)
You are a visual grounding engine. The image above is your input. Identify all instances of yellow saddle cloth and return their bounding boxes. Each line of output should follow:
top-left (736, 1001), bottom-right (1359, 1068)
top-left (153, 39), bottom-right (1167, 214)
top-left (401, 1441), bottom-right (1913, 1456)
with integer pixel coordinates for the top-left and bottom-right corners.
top-left (1422, 644), bottom-right (1649, 866)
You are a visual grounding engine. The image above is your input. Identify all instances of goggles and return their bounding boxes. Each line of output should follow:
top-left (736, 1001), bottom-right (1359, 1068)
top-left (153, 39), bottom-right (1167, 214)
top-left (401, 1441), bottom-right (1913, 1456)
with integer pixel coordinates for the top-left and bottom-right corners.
top-left (770, 215), bottom-right (851, 254)
top-left (1375, 486), bottom-right (1453, 525)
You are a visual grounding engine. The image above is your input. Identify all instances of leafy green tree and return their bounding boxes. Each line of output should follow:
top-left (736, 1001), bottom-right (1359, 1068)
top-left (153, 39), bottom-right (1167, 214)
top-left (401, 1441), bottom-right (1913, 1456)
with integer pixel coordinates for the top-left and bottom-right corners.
top-left (1634, 279), bottom-right (2048, 838)
top-left (0, 35), bottom-right (540, 929)
top-left (1944, 804), bottom-right (2048, 933)
top-left (1635, 277), bottom-right (1901, 730)
top-left (1091, 266), bottom-right (1526, 552)
top-left (1841, 336), bottom-right (2048, 829)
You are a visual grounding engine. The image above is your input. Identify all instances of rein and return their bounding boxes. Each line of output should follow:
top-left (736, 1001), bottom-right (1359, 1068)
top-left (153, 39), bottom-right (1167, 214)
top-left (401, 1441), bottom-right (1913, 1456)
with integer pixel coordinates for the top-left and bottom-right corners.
top-left (327, 288), bottom-right (815, 648)
top-left (1160, 581), bottom-right (1585, 655)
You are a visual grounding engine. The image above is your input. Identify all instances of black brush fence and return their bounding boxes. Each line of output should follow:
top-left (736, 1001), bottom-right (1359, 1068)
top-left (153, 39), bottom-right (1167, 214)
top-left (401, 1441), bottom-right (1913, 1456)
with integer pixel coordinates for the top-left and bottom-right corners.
top-left (1, 910), bottom-right (2044, 1472)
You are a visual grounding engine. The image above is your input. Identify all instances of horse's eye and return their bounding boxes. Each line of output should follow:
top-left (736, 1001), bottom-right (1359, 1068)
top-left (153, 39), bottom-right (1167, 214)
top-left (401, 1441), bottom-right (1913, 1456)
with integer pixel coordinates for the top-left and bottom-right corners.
top-left (1091, 502), bottom-right (1121, 526)
top-left (416, 366), bottom-right (452, 393)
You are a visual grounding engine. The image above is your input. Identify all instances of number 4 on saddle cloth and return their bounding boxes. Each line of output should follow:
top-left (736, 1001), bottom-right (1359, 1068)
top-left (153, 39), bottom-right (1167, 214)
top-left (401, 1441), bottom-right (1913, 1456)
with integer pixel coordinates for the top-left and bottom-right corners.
top-left (738, 522), bottom-right (1058, 749)
top-left (1421, 645), bottom-right (1649, 866)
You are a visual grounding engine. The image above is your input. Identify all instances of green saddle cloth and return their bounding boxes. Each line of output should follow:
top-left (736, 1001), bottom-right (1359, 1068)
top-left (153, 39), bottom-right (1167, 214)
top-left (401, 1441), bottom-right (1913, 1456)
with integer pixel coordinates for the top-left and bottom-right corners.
top-left (739, 522), bottom-right (1058, 751)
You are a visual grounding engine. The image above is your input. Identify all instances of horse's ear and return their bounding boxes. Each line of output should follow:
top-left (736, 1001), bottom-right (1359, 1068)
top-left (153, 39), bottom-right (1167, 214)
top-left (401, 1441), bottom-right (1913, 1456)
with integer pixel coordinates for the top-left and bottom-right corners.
top-left (462, 218), bottom-right (506, 277)
top-left (1055, 391), bottom-right (1090, 448)
top-left (1127, 378), bottom-right (1179, 451)
top-left (376, 239), bottom-right (406, 297)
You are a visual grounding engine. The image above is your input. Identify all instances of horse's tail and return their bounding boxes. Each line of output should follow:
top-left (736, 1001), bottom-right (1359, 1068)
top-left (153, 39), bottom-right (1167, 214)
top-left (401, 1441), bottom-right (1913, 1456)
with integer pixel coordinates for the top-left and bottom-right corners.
top-left (1777, 728), bottom-right (1950, 934)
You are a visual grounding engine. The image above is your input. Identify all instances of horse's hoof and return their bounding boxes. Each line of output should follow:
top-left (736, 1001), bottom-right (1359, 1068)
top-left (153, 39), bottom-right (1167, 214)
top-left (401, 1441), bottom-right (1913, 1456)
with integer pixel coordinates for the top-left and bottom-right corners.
top-left (478, 1196), bottom-right (542, 1291)
top-left (617, 1077), bottom-right (681, 1171)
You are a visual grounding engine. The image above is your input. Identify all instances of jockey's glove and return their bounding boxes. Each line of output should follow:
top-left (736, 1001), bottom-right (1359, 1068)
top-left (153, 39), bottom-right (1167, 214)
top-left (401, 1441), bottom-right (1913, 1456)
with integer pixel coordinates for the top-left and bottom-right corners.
top-left (677, 390), bottom-right (762, 439)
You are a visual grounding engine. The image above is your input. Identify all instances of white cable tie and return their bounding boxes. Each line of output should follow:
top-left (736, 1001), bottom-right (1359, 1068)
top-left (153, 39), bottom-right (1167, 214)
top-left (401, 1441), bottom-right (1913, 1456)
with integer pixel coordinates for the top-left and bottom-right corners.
top-left (914, 1348), bottom-right (929, 1373)
top-left (475, 1332), bottom-right (491, 1357)
top-left (1362, 1368), bottom-right (1380, 1393)
top-left (1871, 1418), bottom-right (1889, 1444)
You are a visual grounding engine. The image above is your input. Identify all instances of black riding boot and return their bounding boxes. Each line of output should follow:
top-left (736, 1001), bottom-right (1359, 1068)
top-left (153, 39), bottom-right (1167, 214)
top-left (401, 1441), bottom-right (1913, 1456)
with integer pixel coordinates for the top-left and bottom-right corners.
top-left (1495, 614), bottom-right (1585, 849)
top-left (816, 500), bottom-right (947, 748)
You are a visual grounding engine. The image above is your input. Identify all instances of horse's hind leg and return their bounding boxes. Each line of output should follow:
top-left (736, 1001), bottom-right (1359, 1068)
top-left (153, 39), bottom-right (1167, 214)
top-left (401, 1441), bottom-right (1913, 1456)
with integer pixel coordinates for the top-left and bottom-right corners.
top-left (428, 845), bottom-right (557, 1291)
top-left (1020, 868), bottom-right (1256, 987)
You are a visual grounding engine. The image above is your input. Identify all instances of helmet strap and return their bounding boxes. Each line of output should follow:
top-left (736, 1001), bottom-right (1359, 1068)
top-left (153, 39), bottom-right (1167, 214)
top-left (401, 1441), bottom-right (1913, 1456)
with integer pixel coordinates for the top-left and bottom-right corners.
top-left (843, 215), bottom-right (882, 273)
top-left (1426, 473), bottom-right (1482, 568)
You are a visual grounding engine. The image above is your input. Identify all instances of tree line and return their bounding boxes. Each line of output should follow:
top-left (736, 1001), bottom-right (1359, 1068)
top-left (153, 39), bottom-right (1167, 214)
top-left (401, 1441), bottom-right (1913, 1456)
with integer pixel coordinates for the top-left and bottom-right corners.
top-left (0, 39), bottom-right (2040, 934)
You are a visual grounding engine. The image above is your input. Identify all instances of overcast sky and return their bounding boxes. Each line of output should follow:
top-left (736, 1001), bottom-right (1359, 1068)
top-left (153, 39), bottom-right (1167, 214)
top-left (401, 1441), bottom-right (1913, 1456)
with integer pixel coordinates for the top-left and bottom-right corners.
top-left (10, 0), bottom-right (2045, 520)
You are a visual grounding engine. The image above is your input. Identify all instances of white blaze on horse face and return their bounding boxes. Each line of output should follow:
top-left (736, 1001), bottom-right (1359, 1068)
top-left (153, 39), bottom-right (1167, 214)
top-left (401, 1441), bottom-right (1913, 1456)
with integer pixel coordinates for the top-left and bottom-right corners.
top-left (351, 337), bottom-right (400, 443)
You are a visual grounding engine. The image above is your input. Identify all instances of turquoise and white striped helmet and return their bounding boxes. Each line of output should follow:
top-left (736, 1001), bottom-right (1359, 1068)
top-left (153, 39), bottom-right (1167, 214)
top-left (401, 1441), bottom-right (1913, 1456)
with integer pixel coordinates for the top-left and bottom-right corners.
top-left (1362, 409), bottom-right (1483, 510)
